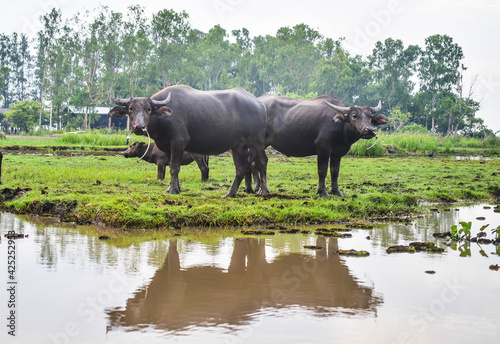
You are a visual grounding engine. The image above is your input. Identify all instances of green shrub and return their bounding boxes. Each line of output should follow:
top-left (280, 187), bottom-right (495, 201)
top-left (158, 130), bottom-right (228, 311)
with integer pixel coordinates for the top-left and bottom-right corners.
top-left (58, 130), bottom-right (130, 146)
top-left (399, 124), bottom-right (428, 134)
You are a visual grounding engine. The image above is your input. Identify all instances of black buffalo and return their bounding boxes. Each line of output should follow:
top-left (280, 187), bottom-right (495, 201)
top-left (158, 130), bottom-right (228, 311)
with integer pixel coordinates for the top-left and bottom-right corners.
top-left (259, 95), bottom-right (387, 196)
top-left (124, 141), bottom-right (209, 182)
top-left (109, 86), bottom-right (269, 197)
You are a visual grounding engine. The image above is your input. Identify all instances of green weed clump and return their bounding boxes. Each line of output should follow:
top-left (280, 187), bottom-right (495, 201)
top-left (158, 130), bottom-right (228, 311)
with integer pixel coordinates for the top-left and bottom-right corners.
top-left (58, 130), bottom-right (130, 146)
top-left (349, 138), bottom-right (385, 156)
top-left (382, 133), bottom-right (438, 153)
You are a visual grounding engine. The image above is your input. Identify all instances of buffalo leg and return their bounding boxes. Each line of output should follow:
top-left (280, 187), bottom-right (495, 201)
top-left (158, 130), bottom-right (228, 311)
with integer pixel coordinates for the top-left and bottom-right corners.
top-left (157, 162), bottom-right (166, 180)
top-left (316, 151), bottom-right (329, 197)
top-left (193, 155), bottom-right (210, 182)
top-left (330, 156), bottom-right (342, 196)
top-left (224, 146), bottom-right (250, 198)
top-left (166, 146), bottom-right (183, 194)
top-left (246, 128), bottom-right (269, 195)
top-left (253, 150), bottom-right (269, 195)
top-left (244, 163), bottom-right (255, 193)
top-left (0, 151), bottom-right (3, 184)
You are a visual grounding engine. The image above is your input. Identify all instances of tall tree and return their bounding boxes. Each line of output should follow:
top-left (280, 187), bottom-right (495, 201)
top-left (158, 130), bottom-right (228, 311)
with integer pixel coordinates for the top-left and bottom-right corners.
top-left (198, 25), bottom-right (234, 90)
top-left (121, 5), bottom-right (152, 97)
top-left (36, 8), bottom-right (65, 129)
top-left (313, 37), bottom-right (370, 104)
top-left (273, 24), bottom-right (321, 95)
top-left (418, 34), bottom-right (464, 132)
top-left (0, 34), bottom-right (12, 107)
top-left (230, 28), bottom-right (259, 93)
top-left (368, 38), bottom-right (420, 112)
top-left (151, 9), bottom-right (191, 88)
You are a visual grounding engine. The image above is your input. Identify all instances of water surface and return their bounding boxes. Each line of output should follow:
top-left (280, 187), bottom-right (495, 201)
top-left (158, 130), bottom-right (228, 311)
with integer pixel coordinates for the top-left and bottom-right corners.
top-left (1, 204), bottom-right (499, 343)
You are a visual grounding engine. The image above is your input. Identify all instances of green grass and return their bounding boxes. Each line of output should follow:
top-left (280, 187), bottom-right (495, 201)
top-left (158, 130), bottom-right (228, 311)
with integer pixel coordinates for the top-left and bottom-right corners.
top-left (1, 150), bottom-right (499, 229)
top-left (349, 133), bottom-right (500, 156)
top-left (57, 130), bottom-right (133, 146)
top-left (1, 132), bottom-right (499, 156)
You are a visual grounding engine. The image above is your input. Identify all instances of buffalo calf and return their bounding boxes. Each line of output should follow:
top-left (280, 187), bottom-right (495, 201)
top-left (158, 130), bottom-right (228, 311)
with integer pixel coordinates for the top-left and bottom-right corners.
top-left (124, 141), bottom-right (209, 182)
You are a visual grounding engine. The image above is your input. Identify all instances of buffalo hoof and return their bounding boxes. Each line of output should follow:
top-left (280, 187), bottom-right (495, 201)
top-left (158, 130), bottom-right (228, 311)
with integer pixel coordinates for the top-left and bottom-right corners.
top-left (330, 189), bottom-right (343, 197)
top-left (222, 191), bottom-right (237, 198)
top-left (317, 190), bottom-right (329, 197)
top-left (244, 186), bottom-right (255, 194)
top-left (166, 187), bottom-right (181, 195)
top-left (257, 187), bottom-right (270, 196)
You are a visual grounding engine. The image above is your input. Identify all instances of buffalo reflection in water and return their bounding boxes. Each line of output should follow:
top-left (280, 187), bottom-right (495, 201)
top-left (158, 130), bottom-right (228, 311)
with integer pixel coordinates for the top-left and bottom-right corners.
top-left (106, 236), bottom-right (382, 332)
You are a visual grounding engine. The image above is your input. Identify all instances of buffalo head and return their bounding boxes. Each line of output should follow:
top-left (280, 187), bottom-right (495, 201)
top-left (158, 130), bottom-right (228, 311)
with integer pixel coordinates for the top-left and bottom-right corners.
top-left (324, 100), bottom-right (387, 139)
top-left (108, 88), bottom-right (172, 135)
top-left (123, 141), bottom-right (146, 158)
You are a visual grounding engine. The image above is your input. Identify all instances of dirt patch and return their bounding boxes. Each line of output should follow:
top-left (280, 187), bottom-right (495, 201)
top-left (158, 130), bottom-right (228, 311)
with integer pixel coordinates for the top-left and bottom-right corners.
top-left (262, 193), bottom-right (304, 200)
top-left (26, 200), bottom-right (78, 216)
top-left (0, 187), bottom-right (31, 201)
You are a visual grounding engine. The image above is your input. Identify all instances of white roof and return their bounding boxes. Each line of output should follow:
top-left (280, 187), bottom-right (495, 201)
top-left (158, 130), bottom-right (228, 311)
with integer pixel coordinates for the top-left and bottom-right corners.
top-left (68, 106), bottom-right (110, 115)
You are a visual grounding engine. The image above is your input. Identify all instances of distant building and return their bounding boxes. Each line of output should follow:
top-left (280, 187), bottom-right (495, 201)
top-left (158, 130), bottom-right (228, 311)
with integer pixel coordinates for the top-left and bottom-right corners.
top-left (67, 106), bottom-right (128, 130)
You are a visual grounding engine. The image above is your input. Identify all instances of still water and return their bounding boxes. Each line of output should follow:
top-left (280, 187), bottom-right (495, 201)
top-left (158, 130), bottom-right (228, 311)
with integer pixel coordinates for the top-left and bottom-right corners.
top-left (1, 204), bottom-right (499, 344)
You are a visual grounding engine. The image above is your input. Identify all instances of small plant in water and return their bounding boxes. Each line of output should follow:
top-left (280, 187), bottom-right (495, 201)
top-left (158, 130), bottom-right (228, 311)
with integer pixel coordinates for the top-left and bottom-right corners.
top-left (477, 224), bottom-right (490, 238)
top-left (450, 221), bottom-right (472, 241)
top-left (492, 225), bottom-right (500, 242)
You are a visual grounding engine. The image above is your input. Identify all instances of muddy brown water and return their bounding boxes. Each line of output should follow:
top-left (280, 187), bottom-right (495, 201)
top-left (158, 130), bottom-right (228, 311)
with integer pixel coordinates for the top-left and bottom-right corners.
top-left (0, 204), bottom-right (499, 343)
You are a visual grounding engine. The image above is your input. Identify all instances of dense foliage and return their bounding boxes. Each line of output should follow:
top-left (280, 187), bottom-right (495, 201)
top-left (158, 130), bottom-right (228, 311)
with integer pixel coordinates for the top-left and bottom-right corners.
top-left (0, 5), bottom-right (492, 136)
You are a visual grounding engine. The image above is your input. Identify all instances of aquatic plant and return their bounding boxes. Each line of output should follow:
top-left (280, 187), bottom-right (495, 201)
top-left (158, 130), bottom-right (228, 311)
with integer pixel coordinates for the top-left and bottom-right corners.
top-left (492, 225), bottom-right (500, 243)
top-left (450, 221), bottom-right (472, 241)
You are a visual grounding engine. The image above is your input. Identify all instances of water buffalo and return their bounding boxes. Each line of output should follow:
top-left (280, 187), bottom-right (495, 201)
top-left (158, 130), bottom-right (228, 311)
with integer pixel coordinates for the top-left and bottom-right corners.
top-left (259, 95), bottom-right (387, 196)
top-left (124, 141), bottom-right (209, 182)
top-left (109, 86), bottom-right (269, 197)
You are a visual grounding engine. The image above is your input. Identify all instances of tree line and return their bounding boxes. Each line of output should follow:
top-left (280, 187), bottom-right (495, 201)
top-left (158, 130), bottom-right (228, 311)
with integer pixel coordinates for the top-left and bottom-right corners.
top-left (0, 5), bottom-right (492, 136)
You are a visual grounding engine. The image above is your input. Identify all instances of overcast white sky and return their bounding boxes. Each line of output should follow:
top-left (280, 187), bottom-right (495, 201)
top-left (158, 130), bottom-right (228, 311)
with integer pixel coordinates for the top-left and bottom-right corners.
top-left (2, 0), bottom-right (499, 133)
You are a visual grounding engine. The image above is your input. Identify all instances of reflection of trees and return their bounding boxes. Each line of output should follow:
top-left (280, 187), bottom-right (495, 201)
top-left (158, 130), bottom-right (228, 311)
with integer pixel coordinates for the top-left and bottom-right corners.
top-left (106, 237), bottom-right (382, 332)
top-left (3, 214), bottom-right (169, 273)
top-left (371, 210), bottom-right (463, 248)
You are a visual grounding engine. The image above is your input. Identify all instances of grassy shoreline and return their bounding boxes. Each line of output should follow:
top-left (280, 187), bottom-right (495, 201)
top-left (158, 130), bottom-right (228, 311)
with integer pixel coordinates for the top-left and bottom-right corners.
top-left (0, 147), bottom-right (498, 229)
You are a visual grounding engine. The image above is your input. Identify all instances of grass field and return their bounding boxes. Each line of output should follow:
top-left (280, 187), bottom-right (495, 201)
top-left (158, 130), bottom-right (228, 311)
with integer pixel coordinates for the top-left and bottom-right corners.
top-left (0, 145), bottom-right (498, 229)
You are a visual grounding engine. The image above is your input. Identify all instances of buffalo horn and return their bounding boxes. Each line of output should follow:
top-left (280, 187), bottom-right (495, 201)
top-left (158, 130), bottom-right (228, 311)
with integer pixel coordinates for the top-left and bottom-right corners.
top-left (150, 92), bottom-right (171, 107)
top-left (324, 101), bottom-right (351, 114)
top-left (110, 87), bottom-right (131, 106)
top-left (371, 100), bottom-right (382, 113)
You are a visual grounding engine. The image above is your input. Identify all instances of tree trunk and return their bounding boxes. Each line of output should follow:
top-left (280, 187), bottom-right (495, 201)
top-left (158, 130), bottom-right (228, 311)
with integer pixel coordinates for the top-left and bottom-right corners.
top-left (447, 111), bottom-right (453, 135)
top-left (49, 103), bottom-right (53, 131)
top-left (39, 84), bottom-right (44, 129)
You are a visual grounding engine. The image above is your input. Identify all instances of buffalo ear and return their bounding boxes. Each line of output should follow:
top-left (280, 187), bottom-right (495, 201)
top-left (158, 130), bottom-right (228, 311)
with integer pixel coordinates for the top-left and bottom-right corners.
top-left (333, 113), bottom-right (347, 123)
top-left (154, 106), bottom-right (173, 117)
top-left (108, 106), bottom-right (128, 118)
top-left (371, 114), bottom-right (388, 125)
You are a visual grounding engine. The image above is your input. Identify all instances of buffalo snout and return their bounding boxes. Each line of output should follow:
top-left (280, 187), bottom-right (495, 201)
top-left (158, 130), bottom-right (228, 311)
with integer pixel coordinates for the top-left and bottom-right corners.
top-left (132, 123), bottom-right (148, 135)
top-left (361, 127), bottom-right (377, 139)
